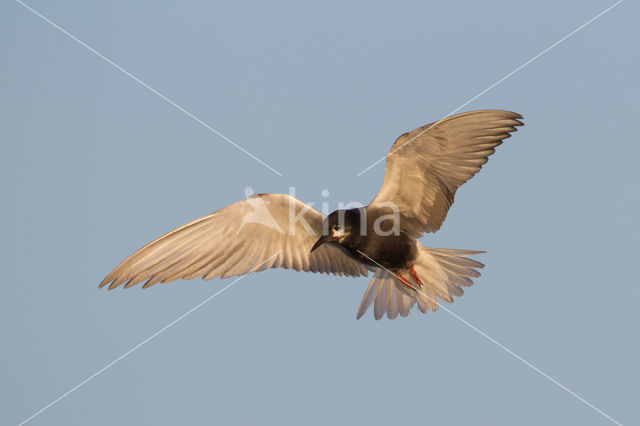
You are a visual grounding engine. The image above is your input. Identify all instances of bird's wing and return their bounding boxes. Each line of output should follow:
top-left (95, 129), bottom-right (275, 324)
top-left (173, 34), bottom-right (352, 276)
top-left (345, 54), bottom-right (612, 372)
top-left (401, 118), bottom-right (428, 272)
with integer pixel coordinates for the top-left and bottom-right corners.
top-left (100, 194), bottom-right (369, 290)
top-left (370, 109), bottom-right (523, 236)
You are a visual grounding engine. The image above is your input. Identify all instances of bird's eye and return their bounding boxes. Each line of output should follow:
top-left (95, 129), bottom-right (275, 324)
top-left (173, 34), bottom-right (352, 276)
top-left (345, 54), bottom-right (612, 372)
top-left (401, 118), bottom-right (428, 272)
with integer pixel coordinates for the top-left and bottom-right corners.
top-left (332, 224), bottom-right (343, 232)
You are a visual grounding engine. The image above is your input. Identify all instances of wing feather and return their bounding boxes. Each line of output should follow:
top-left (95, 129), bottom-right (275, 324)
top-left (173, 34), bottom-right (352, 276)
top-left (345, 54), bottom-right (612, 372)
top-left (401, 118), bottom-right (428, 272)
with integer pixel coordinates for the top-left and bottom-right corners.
top-left (371, 110), bottom-right (523, 236)
top-left (100, 194), bottom-right (368, 289)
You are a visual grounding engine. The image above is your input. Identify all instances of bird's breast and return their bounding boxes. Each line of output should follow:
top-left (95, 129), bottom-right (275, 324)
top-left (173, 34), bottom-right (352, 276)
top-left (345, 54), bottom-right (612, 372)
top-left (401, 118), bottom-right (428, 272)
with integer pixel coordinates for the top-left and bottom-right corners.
top-left (343, 232), bottom-right (417, 271)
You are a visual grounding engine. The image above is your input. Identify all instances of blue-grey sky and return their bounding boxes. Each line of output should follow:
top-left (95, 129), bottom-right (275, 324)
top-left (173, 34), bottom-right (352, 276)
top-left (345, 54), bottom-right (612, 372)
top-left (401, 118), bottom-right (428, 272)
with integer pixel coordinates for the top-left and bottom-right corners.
top-left (2, 1), bottom-right (638, 425)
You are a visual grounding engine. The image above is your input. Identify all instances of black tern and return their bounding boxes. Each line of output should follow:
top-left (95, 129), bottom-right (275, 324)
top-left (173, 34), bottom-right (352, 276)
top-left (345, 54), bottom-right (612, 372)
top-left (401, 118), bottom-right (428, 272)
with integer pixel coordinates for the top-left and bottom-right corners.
top-left (101, 109), bottom-right (523, 319)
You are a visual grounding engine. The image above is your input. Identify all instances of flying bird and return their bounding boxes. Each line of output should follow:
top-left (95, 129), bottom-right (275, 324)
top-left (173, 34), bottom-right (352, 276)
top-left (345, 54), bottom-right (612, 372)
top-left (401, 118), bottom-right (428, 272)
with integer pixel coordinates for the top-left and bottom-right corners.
top-left (100, 109), bottom-right (523, 319)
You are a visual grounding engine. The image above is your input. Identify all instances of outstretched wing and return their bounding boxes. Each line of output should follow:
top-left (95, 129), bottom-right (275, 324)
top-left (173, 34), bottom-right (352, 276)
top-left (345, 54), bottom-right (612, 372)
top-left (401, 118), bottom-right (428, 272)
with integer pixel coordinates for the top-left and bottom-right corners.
top-left (370, 110), bottom-right (523, 237)
top-left (100, 194), bottom-right (369, 289)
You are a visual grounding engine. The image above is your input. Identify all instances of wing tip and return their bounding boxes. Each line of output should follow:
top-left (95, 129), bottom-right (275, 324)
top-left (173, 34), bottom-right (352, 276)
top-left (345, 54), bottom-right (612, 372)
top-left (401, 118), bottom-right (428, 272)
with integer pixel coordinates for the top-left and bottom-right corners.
top-left (99, 274), bottom-right (139, 291)
top-left (98, 275), bottom-right (121, 290)
top-left (461, 109), bottom-right (524, 126)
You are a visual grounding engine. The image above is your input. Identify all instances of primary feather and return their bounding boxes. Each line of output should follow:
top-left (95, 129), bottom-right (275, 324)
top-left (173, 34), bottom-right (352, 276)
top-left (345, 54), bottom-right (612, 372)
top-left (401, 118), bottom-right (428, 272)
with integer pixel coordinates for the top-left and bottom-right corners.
top-left (100, 194), bottom-right (369, 290)
top-left (371, 110), bottom-right (523, 237)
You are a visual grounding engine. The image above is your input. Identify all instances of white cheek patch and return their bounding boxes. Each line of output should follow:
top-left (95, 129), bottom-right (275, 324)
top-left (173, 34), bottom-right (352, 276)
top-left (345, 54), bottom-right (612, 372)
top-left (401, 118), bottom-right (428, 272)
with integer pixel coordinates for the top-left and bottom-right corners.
top-left (332, 228), bottom-right (346, 239)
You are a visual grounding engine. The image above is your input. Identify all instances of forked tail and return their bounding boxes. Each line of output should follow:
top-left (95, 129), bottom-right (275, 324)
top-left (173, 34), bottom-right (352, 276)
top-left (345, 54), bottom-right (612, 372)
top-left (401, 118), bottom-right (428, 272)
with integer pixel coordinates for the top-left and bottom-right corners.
top-left (356, 246), bottom-right (485, 320)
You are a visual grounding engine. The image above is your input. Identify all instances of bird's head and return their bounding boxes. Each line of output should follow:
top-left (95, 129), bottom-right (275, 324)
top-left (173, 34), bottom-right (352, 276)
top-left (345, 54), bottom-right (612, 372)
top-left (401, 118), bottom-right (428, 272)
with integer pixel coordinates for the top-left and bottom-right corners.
top-left (310, 209), bottom-right (360, 252)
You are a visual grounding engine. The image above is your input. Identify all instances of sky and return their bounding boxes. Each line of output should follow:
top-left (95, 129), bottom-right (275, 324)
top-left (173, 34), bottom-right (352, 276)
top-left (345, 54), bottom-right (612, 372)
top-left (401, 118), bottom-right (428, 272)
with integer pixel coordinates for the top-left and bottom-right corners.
top-left (1, 0), bottom-right (638, 425)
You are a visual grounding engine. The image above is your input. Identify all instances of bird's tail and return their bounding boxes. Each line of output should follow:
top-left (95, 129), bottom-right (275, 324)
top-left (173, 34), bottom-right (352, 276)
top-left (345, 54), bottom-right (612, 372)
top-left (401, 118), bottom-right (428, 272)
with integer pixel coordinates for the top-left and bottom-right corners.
top-left (356, 246), bottom-right (485, 320)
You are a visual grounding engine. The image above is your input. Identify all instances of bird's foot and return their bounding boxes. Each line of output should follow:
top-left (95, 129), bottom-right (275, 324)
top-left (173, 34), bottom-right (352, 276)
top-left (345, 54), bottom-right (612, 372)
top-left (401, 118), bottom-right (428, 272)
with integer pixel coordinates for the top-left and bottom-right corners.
top-left (396, 273), bottom-right (414, 290)
top-left (410, 267), bottom-right (423, 287)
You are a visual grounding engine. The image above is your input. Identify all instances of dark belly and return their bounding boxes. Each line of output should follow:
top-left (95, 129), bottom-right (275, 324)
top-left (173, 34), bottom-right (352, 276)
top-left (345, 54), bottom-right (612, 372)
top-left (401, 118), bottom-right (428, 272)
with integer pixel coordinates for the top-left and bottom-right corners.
top-left (343, 232), bottom-right (418, 270)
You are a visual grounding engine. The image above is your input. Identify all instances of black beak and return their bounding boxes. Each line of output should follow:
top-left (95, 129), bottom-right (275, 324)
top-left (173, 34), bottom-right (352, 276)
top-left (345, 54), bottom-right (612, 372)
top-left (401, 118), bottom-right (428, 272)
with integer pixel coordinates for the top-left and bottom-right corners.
top-left (310, 235), bottom-right (330, 253)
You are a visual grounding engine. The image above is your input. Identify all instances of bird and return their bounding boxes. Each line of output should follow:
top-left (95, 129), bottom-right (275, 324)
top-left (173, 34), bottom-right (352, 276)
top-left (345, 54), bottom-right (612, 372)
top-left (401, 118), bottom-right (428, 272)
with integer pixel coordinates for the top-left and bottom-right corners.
top-left (100, 109), bottom-right (523, 320)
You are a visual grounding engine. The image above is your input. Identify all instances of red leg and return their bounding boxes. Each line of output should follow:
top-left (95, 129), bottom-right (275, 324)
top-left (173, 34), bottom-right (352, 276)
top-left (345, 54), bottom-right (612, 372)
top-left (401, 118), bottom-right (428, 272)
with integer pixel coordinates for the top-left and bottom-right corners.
top-left (396, 273), bottom-right (413, 290)
top-left (411, 267), bottom-right (423, 287)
